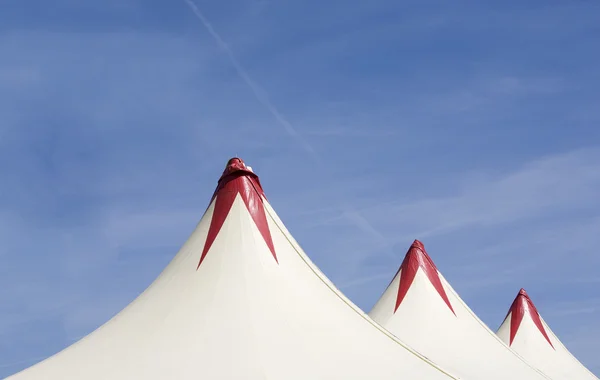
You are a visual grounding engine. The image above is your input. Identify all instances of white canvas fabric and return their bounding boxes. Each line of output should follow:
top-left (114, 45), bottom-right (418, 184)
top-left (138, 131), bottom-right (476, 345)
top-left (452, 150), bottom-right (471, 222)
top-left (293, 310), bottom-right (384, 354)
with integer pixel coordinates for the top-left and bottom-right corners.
top-left (497, 289), bottom-right (598, 380)
top-left (7, 158), bottom-right (456, 380)
top-left (369, 240), bottom-right (551, 380)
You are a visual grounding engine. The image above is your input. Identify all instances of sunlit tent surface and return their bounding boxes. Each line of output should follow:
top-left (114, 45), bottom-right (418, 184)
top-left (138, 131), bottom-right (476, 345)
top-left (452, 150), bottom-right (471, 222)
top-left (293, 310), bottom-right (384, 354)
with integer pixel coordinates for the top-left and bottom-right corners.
top-left (369, 240), bottom-right (551, 380)
top-left (7, 158), bottom-right (457, 380)
top-left (497, 289), bottom-right (599, 380)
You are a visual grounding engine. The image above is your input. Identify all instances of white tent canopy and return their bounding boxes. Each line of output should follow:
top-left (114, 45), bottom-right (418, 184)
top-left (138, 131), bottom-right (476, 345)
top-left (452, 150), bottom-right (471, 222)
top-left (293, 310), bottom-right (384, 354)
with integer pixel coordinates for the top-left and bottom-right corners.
top-left (369, 240), bottom-right (551, 380)
top-left (7, 158), bottom-right (457, 380)
top-left (497, 288), bottom-right (598, 380)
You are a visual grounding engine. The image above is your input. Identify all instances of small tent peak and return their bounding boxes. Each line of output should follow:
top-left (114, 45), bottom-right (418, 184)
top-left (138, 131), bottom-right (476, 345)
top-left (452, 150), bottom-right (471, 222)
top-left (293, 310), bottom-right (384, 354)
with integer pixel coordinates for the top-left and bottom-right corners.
top-left (509, 288), bottom-right (536, 316)
top-left (505, 288), bottom-right (554, 349)
top-left (506, 288), bottom-right (537, 319)
top-left (392, 240), bottom-right (455, 315)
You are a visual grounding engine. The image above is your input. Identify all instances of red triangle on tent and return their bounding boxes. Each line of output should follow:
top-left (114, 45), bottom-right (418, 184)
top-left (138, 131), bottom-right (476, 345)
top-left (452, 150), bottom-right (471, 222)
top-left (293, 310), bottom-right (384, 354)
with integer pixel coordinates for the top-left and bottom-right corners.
top-left (505, 289), bottom-right (554, 349)
top-left (393, 240), bottom-right (455, 315)
top-left (197, 158), bottom-right (277, 269)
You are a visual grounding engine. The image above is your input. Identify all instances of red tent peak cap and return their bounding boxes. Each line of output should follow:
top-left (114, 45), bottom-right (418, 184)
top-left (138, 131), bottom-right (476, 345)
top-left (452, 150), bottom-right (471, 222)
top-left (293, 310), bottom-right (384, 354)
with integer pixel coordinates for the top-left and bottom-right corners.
top-left (392, 240), bottom-right (455, 315)
top-left (505, 288), bottom-right (554, 349)
top-left (407, 239), bottom-right (437, 269)
top-left (197, 158), bottom-right (276, 269)
top-left (508, 288), bottom-right (536, 317)
top-left (216, 158), bottom-right (263, 196)
top-left (221, 157), bottom-right (254, 177)
top-left (226, 156), bottom-right (245, 166)
top-left (411, 239), bottom-right (426, 250)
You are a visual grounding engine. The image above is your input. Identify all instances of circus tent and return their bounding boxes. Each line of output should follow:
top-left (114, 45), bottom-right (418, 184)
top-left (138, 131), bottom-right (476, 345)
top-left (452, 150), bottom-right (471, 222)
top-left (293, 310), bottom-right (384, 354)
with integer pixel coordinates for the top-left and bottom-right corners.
top-left (369, 240), bottom-right (551, 380)
top-left (6, 158), bottom-right (457, 380)
top-left (497, 288), bottom-right (598, 380)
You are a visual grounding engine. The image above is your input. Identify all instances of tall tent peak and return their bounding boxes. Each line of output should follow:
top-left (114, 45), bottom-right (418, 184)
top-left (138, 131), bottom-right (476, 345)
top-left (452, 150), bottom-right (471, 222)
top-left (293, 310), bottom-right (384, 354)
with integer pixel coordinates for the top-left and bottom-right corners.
top-left (7, 158), bottom-right (461, 380)
top-left (393, 240), bottom-right (455, 315)
top-left (505, 288), bottom-right (554, 349)
top-left (197, 157), bottom-right (276, 269)
top-left (215, 157), bottom-right (263, 196)
top-left (222, 157), bottom-right (254, 175)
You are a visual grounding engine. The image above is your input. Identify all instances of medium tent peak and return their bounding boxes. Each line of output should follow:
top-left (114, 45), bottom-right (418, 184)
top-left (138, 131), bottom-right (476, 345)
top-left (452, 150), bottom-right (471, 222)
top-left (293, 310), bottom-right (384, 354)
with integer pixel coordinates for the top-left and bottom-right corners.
top-left (393, 240), bottom-right (455, 315)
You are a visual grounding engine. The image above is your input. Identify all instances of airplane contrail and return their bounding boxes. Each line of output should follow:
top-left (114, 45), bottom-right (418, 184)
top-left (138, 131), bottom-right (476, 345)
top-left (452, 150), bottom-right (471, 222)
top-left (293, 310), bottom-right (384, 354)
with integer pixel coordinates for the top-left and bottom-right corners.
top-left (182, 0), bottom-right (397, 260)
top-left (182, 0), bottom-right (319, 162)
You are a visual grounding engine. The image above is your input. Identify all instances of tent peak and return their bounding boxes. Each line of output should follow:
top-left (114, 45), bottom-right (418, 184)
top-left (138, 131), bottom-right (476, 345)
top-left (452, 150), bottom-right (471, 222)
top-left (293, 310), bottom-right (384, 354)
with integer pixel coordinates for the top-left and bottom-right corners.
top-left (214, 157), bottom-right (263, 198)
top-left (392, 240), bottom-right (455, 315)
top-left (505, 288), bottom-right (554, 349)
top-left (198, 157), bottom-right (276, 269)
top-left (508, 288), bottom-right (536, 316)
top-left (411, 239), bottom-right (425, 249)
top-left (221, 157), bottom-right (254, 176)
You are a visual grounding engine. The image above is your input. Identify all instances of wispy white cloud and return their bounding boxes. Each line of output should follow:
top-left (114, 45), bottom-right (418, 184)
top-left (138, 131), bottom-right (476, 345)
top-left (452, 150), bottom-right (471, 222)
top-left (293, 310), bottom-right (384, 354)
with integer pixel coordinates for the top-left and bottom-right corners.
top-left (316, 147), bottom-right (600, 237)
top-left (545, 298), bottom-right (600, 318)
top-left (318, 148), bottom-right (600, 331)
top-left (557, 322), bottom-right (600, 375)
top-left (302, 128), bottom-right (400, 137)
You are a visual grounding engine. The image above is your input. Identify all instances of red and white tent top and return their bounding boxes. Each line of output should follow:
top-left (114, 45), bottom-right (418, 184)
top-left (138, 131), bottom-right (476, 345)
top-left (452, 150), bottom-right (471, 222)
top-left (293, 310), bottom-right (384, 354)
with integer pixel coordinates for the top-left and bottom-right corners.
top-left (7, 158), bottom-right (457, 380)
top-left (497, 288), bottom-right (598, 380)
top-left (369, 240), bottom-right (551, 380)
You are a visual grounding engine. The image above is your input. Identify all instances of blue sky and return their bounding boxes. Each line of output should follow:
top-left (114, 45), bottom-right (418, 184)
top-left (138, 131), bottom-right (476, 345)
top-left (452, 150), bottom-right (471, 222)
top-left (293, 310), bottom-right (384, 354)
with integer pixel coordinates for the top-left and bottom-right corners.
top-left (1, 0), bottom-right (599, 376)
